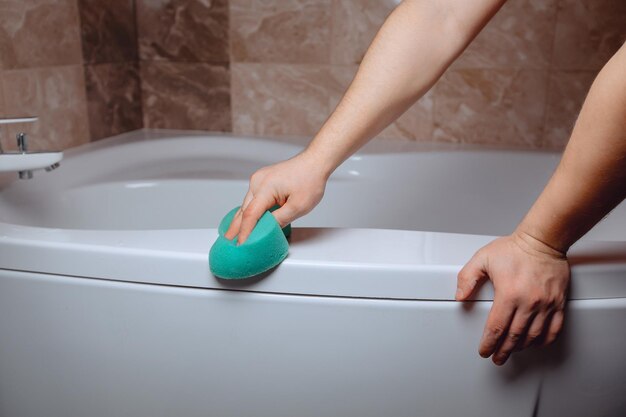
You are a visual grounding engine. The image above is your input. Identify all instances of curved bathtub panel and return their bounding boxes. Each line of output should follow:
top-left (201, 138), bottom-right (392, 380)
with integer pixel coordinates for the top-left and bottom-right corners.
top-left (0, 271), bottom-right (540, 417)
top-left (2, 271), bottom-right (625, 417)
top-left (0, 132), bottom-right (625, 416)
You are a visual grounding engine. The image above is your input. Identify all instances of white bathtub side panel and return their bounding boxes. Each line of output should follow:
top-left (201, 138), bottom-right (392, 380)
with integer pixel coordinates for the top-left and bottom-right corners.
top-left (0, 271), bottom-right (542, 417)
top-left (537, 298), bottom-right (626, 417)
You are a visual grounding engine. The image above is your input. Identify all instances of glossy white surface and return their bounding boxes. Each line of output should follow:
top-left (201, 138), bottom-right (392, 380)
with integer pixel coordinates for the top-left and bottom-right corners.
top-left (0, 130), bottom-right (625, 417)
top-left (0, 131), bottom-right (624, 300)
top-left (0, 151), bottom-right (63, 172)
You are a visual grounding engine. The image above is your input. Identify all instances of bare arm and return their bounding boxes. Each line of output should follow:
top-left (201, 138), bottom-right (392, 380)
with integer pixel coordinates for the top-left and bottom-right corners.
top-left (457, 42), bottom-right (626, 365)
top-left (518, 43), bottom-right (626, 253)
top-left (227, 0), bottom-right (507, 243)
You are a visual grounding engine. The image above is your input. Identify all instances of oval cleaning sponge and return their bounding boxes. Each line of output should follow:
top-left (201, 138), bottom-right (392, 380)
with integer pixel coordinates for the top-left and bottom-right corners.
top-left (209, 206), bottom-right (290, 279)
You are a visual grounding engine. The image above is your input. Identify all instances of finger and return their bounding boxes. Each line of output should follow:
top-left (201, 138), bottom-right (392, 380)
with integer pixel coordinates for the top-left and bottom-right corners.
top-left (271, 200), bottom-right (300, 228)
top-left (237, 193), bottom-right (276, 244)
top-left (492, 310), bottom-right (535, 366)
top-left (224, 191), bottom-right (253, 240)
top-left (241, 191), bottom-right (255, 213)
top-left (456, 255), bottom-right (488, 301)
top-left (542, 309), bottom-right (565, 346)
top-left (519, 311), bottom-right (549, 349)
top-left (224, 207), bottom-right (243, 240)
top-left (479, 299), bottom-right (516, 359)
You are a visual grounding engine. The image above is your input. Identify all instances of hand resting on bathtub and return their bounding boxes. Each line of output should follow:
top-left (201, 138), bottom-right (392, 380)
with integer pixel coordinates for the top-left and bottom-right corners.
top-left (455, 43), bottom-right (626, 364)
top-left (224, 0), bottom-right (626, 366)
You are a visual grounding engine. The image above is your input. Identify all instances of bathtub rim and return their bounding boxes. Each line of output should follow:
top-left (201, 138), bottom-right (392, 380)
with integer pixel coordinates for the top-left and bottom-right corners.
top-left (1, 220), bottom-right (625, 301)
top-left (0, 130), bottom-right (625, 301)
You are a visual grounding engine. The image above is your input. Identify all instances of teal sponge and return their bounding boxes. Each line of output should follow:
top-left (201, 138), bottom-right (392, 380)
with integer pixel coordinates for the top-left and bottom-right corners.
top-left (209, 206), bottom-right (290, 279)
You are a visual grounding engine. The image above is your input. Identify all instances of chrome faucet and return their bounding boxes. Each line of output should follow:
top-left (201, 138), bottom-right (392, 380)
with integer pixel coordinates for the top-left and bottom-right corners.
top-left (0, 117), bottom-right (63, 180)
top-left (0, 116), bottom-right (38, 154)
top-left (16, 132), bottom-right (33, 179)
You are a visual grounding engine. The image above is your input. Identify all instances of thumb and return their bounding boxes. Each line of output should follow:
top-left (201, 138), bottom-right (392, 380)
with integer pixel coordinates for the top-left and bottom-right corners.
top-left (456, 253), bottom-right (488, 301)
top-left (271, 202), bottom-right (300, 228)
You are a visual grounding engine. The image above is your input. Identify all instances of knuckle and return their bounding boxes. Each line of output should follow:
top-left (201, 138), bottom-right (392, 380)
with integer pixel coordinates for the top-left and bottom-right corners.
top-left (489, 325), bottom-right (505, 338)
top-left (546, 332), bottom-right (560, 345)
top-left (241, 209), bottom-right (257, 220)
top-left (507, 331), bottom-right (522, 343)
top-left (527, 329), bottom-right (542, 340)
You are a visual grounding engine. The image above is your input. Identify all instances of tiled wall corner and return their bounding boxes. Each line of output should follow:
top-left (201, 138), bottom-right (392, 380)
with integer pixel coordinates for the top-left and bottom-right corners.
top-left (78, 0), bottom-right (143, 140)
top-left (0, 0), bottom-right (89, 151)
top-left (136, 0), bottom-right (231, 131)
top-left (85, 62), bottom-right (143, 140)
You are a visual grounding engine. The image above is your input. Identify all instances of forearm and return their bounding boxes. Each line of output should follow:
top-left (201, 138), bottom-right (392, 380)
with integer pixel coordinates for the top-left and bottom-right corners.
top-left (516, 43), bottom-right (626, 253)
top-left (304, 0), bottom-right (506, 176)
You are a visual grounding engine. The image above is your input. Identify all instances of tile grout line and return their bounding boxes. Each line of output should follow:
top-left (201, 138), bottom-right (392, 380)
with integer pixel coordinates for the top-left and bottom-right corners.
top-left (227, 0), bottom-right (235, 134)
top-left (132, 0), bottom-right (145, 132)
top-left (539, 0), bottom-right (562, 150)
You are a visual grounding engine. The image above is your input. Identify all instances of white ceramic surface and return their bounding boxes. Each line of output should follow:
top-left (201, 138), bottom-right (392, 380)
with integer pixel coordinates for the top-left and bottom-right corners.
top-left (0, 130), bottom-right (625, 417)
top-left (0, 151), bottom-right (63, 172)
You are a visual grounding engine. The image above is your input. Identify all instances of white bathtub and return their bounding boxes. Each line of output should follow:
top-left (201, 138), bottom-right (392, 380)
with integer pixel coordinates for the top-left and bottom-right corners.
top-left (1, 130), bottom-right (625, 417)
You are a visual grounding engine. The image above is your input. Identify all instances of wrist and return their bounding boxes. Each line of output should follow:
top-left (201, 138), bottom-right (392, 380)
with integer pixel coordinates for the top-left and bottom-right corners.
top-left (512, 227), bottom-right (568, 260)
top-left (300, 143), bottom-right (340, 180)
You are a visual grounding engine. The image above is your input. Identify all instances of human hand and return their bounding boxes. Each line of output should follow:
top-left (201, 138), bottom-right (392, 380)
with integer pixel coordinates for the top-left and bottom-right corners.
top-left (455, 231), bottom-right (570, 366)
top-left (224, 151), bottom-right (328, 244)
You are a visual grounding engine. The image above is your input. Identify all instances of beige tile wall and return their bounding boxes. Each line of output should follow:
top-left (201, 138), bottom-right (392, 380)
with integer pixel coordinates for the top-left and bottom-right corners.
top-left (230, 0), bottom-right (625, 150)
top-left (0, 0), bottom-right (89, 151)
top-left (0, 0), bottom-right (623, 151)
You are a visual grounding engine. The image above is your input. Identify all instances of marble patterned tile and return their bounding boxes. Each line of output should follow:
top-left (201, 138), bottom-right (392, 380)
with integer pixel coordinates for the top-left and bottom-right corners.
top-left (85, 63), bottom-right (143, 140)
top-left (232, 63), bottom-right (432, 141)
top-left (0, 65), bottom-right (90, 151)
top-left (432, 69), bottom-right (548, 148)
top-left (78, 0), bottom-right (138, 64)
top-left (0, 78), bottom-right (7, 149)
top-left (231, 63), bottom-right (341, 136)
top-left (381, 93), bottom-right (434, 142)
top-left (552, 0), bottom-right (626, 71)
top-left (542, 71), bottom-right (596, 150)
top-left (454, 0), bottom-right (558, 69)
top-left (140, 61), bottom-right (231, 131)
top-left (137, 0), bottom-right (229, 63)
top-left (230, 0), bottom-right (331, 64)
top-left (0, 0), bottom-right (83, 70)
top-left (328, 65), bottom-right (434, 141)
top-left (329, 0), bottom-right (396, 65)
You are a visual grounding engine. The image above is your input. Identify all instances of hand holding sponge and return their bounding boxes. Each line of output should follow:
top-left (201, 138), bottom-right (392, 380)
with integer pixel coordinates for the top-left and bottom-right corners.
top-left (209, 206), bottom-right (291, 279)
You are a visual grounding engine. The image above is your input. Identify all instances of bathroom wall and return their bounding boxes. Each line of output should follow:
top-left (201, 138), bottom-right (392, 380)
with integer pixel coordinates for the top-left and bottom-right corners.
top-left (227, 0), bottom-right (625, 150)
top-left (0, 0), bottom-right (90, 151)
top-left (78, 0), bottom-right (143, 140)
top-left (0, 0), bottom-right (624, 151)
top-left (136, 0), bottom-right (231, 132)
